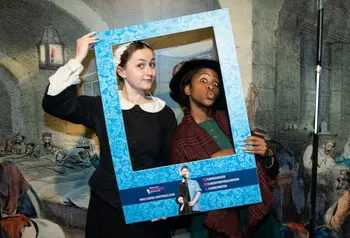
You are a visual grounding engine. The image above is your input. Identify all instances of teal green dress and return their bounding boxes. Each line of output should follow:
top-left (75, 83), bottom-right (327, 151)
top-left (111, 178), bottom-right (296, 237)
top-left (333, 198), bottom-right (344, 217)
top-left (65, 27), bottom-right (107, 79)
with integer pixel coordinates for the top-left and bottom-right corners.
top-left (189, 119), bottom-right (281, 238)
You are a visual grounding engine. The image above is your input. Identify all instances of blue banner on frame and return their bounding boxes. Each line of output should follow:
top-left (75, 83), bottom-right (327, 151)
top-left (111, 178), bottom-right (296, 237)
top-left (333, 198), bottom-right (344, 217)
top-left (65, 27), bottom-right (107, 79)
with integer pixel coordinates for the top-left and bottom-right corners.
top-left (120, 168), bottom-right (258, 206)
top-left (94, 9), bottom-right (262, 224)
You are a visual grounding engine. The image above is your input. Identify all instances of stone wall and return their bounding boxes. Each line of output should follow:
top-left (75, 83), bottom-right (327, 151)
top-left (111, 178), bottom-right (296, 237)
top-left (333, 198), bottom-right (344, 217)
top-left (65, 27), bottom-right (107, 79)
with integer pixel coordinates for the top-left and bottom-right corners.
top-left (252, 0), bottom-right (350, 159)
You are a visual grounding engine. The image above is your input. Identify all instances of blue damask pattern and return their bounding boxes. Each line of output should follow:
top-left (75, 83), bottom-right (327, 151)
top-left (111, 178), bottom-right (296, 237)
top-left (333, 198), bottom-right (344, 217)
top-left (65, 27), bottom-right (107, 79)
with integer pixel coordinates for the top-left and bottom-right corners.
top-left (94, 9), bottom-right (261, 223)
top-left (123, 185), bottom-right (261, 224)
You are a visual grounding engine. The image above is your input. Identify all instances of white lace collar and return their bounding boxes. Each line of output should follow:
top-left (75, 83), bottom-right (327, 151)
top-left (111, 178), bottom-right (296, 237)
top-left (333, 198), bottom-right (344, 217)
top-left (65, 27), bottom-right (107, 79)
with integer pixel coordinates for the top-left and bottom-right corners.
top-left (118, 90), bottom-right (165, 113)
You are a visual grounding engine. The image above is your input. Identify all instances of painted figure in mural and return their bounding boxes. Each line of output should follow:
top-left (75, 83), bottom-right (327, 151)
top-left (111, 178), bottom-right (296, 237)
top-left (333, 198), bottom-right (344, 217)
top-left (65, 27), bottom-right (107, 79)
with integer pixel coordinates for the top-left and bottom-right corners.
top-left (25, 143), bottom-right (35, 155)
top-left (1, 136), bottom-right (36, 160)
top-left (169, 59), bottom-right (281, 238)
top-left (0, 161), bottom-right (39, 218)
top-left (0, 161), bottom-right (65, 238)
top-left (42, 32), bottom-right (177, 238)
top-left (65, 137), bottom-right (99, 168)
top-left (318, 190), bottom-right (350, 238)
top-left (335, 169), bottom-right (349, 190)
top-left (55, 151), bottom-right (66, 164)
top-left (62, 148), bottom-right (93, 170)
top-left (302, 139), bottom-right (337, 220)
top-left (336, 134), bottom-right (350, 166)
top-left (31, 133), bottom-right (60, 160)
top-left (12, 133), bottom-right (26, 154)
top-left (49, 137), bottom-right (98, 170)
top-left (176, 165), bottom-right (201, 216)
top-left (4, 137), bottom-right (13, 155)
top-left (302, 139), bottom-right (337, 174)
top-left (252, 128), bottom-right (307, 221)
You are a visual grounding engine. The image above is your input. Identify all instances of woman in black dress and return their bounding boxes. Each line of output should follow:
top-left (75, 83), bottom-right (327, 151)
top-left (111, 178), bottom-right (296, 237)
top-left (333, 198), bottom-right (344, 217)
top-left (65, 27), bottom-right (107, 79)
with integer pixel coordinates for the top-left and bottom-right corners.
top-left (42, 32), bottom-right (177, 238)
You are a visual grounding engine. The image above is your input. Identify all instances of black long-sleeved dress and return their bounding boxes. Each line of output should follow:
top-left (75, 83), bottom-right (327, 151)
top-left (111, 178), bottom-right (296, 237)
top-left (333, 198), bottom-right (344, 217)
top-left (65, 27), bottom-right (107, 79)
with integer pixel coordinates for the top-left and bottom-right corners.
top-left (42, 85), bottom-right (177, 237)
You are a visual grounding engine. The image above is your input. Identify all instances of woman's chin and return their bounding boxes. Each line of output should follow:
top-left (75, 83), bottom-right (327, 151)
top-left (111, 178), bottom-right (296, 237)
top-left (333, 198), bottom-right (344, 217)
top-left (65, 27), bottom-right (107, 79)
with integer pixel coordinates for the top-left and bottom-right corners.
top-left (203, 100), bottom-right (215, 108)
top-left (139, 83), bottom-right (153, 91)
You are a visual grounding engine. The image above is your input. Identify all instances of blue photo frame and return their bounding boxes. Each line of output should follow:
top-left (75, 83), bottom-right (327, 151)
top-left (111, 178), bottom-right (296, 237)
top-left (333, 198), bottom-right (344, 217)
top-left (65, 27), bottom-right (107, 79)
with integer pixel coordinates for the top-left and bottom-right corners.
top-left (94, 8), bottom-right (261, 224)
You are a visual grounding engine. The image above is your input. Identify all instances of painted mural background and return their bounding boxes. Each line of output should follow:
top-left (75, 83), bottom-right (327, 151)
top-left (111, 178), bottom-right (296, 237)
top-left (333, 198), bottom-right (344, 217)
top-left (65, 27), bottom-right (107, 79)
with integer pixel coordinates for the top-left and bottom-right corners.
top-left (1, 0), bottom-right (350, 237)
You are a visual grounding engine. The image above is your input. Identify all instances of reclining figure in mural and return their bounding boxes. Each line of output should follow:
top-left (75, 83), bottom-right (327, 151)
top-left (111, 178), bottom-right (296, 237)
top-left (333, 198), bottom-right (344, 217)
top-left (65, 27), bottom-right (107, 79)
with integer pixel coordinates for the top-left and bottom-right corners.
top-left (51, 137), bottom-right (100, 174)
top-left (31, 132), bottom-right (62, 160)
top-left (65, 137), bottom-right (99, 168)
top-left (1, 132), bottom-right (56, 159)
top-left (0, 161), bottom-right (65, 238)
top-left (303, 139), bottom-right (337, 173)
top-left (1, 131), bottom-right (98, 179)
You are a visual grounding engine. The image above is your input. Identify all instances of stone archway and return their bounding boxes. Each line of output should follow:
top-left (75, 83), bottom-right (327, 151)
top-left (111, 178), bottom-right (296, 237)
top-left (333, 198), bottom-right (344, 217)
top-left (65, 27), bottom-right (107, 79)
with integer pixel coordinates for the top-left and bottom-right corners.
top-left (0, 66), bottom-right (23, 139)
top-left (0, 83), bottom-right (12, 140)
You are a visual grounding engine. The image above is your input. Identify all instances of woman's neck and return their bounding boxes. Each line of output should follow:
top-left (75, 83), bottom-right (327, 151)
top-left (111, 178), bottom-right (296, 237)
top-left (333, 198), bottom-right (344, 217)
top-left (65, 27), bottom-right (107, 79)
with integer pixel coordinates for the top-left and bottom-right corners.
top-left (122, 83), bottom-right (146, 104)
top-left (190, 105), bottom-right (213, 124)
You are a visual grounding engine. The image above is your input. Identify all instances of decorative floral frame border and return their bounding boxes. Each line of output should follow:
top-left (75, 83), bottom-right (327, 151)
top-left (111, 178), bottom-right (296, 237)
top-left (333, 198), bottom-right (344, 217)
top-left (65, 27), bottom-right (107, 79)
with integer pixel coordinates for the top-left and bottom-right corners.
top-left (94, 8), bottom-right (261, 224)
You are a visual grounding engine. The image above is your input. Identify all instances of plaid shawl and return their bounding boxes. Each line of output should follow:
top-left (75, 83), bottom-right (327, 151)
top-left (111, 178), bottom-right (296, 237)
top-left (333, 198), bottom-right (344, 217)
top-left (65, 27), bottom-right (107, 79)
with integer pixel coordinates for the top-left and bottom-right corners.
top-left (170, 110), bottom-right (278, 237)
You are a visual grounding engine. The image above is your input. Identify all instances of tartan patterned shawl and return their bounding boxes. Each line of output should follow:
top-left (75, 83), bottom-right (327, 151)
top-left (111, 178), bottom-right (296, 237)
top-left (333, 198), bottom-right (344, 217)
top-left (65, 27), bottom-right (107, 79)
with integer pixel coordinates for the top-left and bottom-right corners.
top-left (170, 110), bottom-right (278, 237)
